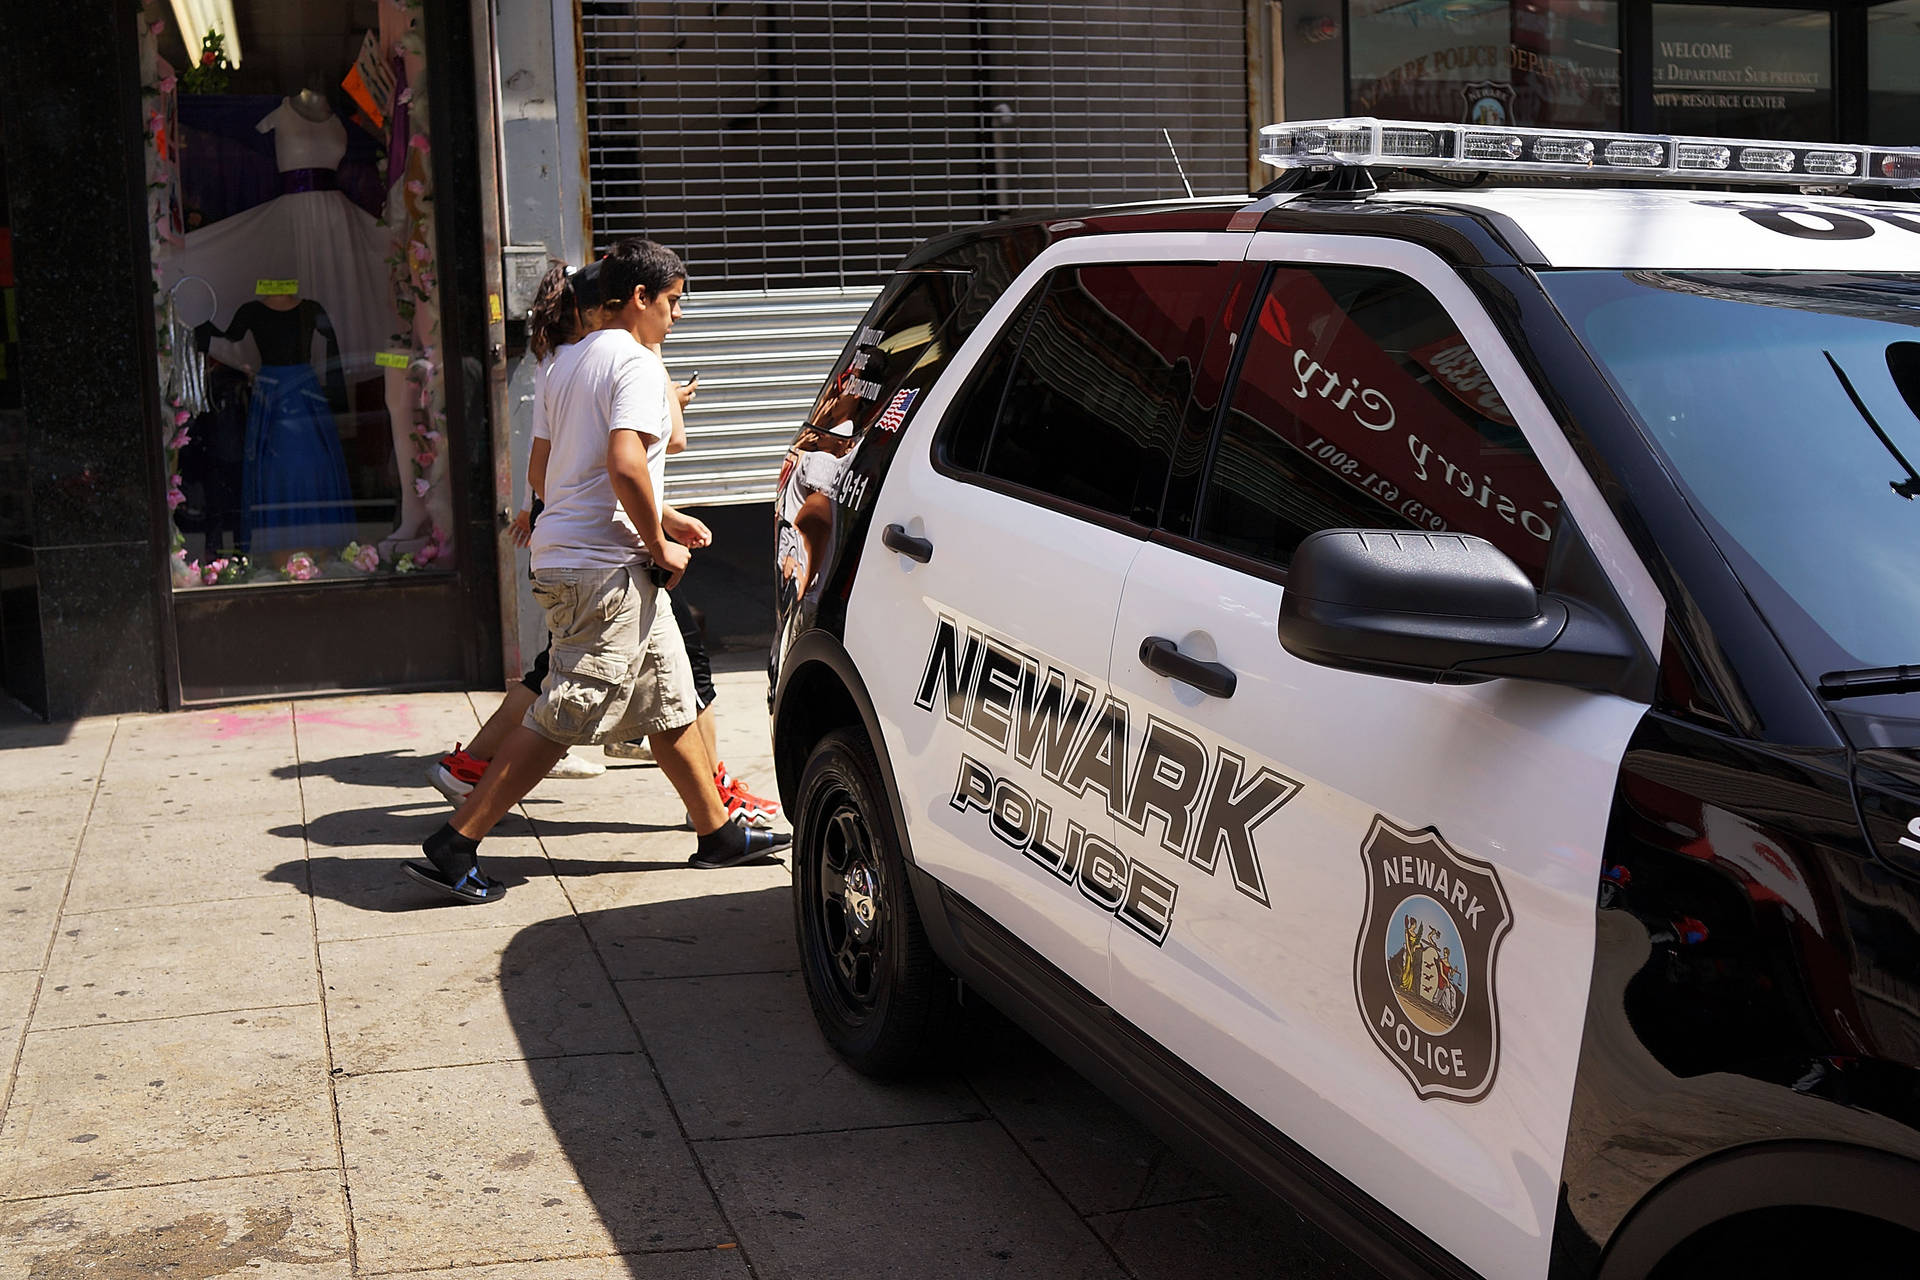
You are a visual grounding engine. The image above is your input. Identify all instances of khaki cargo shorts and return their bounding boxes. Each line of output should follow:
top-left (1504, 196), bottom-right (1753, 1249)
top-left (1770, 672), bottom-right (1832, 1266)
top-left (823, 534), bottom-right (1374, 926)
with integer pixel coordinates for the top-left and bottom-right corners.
top-left (524, 566), bottom-right (699, 746)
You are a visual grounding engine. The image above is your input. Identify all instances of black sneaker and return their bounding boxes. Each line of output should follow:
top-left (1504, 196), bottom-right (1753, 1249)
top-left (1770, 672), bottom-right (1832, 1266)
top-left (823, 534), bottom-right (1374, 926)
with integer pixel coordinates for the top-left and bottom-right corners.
top-left (689, 823), bottom-right (792, 869)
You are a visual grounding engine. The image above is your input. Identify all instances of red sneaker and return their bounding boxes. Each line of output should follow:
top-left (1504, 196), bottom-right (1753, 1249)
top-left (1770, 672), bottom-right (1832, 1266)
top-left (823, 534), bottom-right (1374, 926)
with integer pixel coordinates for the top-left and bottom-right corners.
top-left (716, 762), bottom-right (781, 829)
top-left (429, 744), bottom-right (488, 804)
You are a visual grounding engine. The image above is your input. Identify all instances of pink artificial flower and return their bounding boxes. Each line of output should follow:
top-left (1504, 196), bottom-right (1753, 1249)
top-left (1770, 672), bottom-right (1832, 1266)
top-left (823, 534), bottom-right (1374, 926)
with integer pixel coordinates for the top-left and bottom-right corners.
top-left (149, 19), bottom-right (165, 35)
top-left (414, 450), bottom-right (435, 469)
top-left (285, 553), bottom-right (319, 582)
top-left (169, 428), bottom-right (190, 451)
top-left (415, 542), bottom-right (438, 566)
top-left (414, 477), bottom-right (431, 497)
top-left (353, 545), bottom-right (379, 572)
top-left (409, 132), bottom-right (430, 152)
top-left (167, 488), bottom-right (185, 510)
top-left (405, 179), bottom-right (425, 198)
top-left (174, 407), bottom-right (191, 425)
top-left (397, 86), bottom-right (413, 105)
top-left (423, 429), bottom-right (442, 442)
top-left (158, 74), bottom-right (177, 94)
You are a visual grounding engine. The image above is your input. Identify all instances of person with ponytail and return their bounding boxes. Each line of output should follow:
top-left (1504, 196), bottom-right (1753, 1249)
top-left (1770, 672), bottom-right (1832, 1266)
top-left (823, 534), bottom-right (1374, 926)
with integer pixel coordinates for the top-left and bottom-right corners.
top-left (427, 260), bottom-right (609, 796)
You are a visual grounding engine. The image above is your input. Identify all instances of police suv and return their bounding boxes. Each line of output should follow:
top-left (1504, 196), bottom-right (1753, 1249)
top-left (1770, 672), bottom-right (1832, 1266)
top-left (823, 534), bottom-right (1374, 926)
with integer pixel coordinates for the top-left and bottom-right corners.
top-left (766, 118), bottom-right (1920, 1279)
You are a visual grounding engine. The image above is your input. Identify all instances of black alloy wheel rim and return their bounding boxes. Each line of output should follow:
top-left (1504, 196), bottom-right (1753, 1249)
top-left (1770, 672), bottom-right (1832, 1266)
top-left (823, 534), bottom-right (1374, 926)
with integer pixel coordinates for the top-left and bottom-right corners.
top-left (809, 784), bottom-right (887, 1024)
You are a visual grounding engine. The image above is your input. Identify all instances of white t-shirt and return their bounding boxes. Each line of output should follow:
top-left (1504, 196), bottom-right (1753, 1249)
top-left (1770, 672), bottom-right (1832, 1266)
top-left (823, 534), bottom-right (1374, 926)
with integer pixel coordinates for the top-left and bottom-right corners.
top-left (529, 328), bottom-right (671, 572)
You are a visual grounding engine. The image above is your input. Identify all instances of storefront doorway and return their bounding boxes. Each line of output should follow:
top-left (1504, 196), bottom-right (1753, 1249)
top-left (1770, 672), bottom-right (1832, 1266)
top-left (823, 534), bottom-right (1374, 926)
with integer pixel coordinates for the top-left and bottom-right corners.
top-left (139, 0), bottom-right (501, 704)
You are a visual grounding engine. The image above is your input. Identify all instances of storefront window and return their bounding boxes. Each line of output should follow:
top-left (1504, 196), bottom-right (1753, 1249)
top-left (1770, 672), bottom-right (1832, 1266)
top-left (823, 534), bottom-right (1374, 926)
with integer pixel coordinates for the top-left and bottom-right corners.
top-left (139, 0), bottom-right (455, 590)
top-left (1349, 0), bottom-right (1622, 129)
top-left (1869, 0), bottom-right (1920, 145)
top-left (1651, 4), bottom-right (1832, 140)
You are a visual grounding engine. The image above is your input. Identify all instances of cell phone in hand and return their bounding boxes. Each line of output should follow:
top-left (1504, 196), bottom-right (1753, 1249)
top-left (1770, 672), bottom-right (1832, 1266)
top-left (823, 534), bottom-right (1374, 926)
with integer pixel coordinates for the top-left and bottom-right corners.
top-left (683, 371), bottom-right (700, 385)
top-left (648, 563), bottom-right (674, 587)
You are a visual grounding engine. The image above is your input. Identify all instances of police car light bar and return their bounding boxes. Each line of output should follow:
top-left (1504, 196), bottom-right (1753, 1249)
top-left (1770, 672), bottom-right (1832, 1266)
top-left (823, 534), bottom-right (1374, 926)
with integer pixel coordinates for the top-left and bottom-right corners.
top-left (1259, 117), bottom-right (1920, 189)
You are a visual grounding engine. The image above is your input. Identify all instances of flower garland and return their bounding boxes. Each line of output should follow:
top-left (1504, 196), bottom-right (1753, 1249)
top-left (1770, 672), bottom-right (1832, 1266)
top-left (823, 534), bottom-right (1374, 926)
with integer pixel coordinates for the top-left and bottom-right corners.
top-left (140, 7), bottom-right (190, 571)
top-left (385, 2), bottom-right (452, 556)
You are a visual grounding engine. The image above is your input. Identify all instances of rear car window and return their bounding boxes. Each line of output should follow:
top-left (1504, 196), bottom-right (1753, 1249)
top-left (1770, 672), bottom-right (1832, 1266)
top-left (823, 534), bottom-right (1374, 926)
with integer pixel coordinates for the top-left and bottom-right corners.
top-left (942, 261), bottom-right (1243, 526)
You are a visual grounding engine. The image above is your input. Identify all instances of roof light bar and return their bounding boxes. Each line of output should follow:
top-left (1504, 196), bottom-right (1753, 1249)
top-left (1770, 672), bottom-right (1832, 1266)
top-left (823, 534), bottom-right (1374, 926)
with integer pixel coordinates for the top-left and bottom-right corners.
top-left (1259, 117), bottom-right (1920, 189)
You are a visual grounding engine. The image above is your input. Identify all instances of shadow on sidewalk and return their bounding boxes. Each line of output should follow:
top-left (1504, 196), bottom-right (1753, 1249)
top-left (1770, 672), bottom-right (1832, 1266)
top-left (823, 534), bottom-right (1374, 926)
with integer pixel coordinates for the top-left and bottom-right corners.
top-left (268, 802), bottom-right (683, 851)
top-left (274, 749), bottom-right (442, 788)
top-left (488, 882), bottom-right (1379, 1280)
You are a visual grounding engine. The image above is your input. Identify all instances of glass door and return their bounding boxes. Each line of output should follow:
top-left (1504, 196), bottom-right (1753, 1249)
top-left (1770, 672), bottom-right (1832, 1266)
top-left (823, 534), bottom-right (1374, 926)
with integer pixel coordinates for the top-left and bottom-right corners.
top-left (1649, 3), bottom-right (1835, 139)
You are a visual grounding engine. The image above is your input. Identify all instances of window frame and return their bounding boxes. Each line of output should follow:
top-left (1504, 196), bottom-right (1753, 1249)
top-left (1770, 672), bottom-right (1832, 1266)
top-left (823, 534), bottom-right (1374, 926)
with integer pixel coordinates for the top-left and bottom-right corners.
top-left (926, 232), bottom-right (1256, 543)
top-left (1186, 258), bottom-right (1572, 583)
top-left (1218, 230), bottom-right (1665, 654)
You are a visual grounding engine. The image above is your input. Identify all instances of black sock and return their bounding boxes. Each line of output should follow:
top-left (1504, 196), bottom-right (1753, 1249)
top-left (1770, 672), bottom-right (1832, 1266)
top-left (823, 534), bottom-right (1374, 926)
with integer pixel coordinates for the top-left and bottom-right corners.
top-left (693, 821), bottom-right (789, 866)
top-left (423, 823), bottom-right (481, 881)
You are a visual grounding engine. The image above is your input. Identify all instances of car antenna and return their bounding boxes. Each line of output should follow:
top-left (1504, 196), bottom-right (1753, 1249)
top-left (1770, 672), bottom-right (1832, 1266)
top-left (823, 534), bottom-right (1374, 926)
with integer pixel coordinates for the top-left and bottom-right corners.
top-left (1824, 351), bottom-right (1920, 500)
top-left (1163, 127), bottom-right (1195, 199)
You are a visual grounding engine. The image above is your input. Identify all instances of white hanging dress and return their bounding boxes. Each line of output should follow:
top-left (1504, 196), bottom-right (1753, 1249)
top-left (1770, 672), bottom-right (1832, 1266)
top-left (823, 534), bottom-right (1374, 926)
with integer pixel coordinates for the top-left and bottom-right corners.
top-left (161, 100), bottom-right (398, 379)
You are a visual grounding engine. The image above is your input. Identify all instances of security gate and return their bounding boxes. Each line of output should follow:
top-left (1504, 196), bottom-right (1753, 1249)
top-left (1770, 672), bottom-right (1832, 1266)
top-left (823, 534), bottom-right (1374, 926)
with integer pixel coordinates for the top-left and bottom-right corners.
top-left (581, 0), bottom-right (1252, 500)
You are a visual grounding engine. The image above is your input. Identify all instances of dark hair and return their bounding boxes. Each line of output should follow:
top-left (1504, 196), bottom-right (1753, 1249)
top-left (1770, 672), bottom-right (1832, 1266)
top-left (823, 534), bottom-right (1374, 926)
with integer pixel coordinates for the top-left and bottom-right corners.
top-left (596, 238), bottom-right (687, 313)
top-left (526, 262), bottom-right (576, 360)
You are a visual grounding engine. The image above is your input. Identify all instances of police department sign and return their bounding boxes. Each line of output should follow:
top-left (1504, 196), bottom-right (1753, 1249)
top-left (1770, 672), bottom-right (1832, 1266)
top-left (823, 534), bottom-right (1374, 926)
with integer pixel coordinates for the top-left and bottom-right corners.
top-left (1354, 816), bottom-right (1513, 1103)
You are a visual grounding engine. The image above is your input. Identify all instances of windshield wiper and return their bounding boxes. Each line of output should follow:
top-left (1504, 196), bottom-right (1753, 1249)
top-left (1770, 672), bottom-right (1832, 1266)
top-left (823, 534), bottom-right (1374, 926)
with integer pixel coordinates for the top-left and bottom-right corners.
top-left (1824, 352), bottom-right (1920, 500)
top-left (1819, 666), bottom-right (1920, 699)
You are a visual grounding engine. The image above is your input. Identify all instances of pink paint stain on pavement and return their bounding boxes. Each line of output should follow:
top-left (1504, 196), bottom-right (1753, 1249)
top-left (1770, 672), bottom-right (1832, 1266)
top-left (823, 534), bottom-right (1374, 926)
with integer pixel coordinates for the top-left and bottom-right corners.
top-left (196, 703), bottom-right (419, 739)
top-left (295, 704), bottom-right (419, 737)
top-left (197, 709), bottom-right (291, 739)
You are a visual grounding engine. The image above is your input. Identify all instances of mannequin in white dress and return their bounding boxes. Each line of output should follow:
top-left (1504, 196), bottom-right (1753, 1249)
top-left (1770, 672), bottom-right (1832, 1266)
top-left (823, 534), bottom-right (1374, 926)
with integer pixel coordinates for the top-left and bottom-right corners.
top-left (161, 86), bottom-right (424, 551)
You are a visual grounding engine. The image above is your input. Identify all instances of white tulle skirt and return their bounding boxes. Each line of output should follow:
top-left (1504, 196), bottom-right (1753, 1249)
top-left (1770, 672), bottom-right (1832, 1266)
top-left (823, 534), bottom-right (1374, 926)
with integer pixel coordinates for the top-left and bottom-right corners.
top-left (161, 190), bottom-right (400, 380)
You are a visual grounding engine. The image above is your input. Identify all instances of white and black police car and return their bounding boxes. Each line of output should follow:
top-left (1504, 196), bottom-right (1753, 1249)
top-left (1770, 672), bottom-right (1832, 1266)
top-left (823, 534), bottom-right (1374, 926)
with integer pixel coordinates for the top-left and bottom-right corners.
top-left (765, 118), bottom-right (1920, 1279)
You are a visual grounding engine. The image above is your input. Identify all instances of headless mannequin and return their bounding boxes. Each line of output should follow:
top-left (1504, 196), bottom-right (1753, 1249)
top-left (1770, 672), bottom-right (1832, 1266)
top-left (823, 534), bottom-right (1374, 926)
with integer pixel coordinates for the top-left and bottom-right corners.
top-left (216, 294), bottom-right (348, 411)
top-left (257, 90), bottom-right (349, 169)
top-left (207, 292), bottom-right (354, 559)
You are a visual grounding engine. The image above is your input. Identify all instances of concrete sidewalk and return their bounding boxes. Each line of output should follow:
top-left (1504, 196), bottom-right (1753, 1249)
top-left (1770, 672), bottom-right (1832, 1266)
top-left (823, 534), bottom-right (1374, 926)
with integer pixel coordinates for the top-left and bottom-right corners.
top-left (0, 676), bottom-right (1371, 1279)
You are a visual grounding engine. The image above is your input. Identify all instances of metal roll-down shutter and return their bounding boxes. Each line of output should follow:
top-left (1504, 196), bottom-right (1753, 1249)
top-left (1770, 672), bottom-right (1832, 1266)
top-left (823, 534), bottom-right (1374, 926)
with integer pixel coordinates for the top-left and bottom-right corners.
top-left (582, 0), bottom-right (1251, 504)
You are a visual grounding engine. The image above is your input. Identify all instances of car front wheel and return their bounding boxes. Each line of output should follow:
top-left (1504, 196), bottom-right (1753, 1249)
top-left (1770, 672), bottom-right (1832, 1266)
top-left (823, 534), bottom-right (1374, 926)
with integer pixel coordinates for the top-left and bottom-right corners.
top-left (793, 727), bottom-right (955, 1077)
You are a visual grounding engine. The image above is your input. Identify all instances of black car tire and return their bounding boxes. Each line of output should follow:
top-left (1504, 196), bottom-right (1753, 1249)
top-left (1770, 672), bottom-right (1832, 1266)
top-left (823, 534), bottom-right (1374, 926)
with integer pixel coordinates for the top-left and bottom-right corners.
top-left (793, 727), bottom-right (956, 1077)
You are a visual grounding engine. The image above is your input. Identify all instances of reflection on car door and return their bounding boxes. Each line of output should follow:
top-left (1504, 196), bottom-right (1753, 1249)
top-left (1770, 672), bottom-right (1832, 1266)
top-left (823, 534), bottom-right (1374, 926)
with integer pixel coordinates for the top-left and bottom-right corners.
top-left (1102, 239), bottom-right (1659, 1279)
top-left (846, 241), bottom-right (1247, 1000)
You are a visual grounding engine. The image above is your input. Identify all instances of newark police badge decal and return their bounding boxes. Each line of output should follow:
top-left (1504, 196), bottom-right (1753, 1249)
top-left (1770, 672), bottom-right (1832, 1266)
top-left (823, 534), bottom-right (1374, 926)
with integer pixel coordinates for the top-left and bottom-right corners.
top-left (1354, 816), bottom-right (1513, 1102)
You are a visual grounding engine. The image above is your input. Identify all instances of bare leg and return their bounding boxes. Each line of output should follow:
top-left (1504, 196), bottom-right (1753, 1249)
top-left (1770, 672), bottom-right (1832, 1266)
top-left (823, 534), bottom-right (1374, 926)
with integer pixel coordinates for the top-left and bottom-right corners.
top-left (449, 725), bottom-right (569, 839)
top-left (649, 719), bottom-right (728, 836)
top-left (696, 705), bottom-right (718, 766)
top-left (467, 684), bottom-right (537, 762)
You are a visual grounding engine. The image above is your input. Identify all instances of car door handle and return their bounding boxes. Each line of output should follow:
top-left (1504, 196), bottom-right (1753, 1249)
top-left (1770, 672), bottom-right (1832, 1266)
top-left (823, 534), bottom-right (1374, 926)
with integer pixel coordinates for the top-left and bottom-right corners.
top-left (1139, 636), bottom-right (1237, 698)
top-left (882, 524), bottom-right (933, 563)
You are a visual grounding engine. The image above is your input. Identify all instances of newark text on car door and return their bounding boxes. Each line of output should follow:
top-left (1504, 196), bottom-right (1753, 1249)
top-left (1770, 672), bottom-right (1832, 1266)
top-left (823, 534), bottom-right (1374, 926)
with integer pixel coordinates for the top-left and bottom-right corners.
top-left (847, 236), bottom-right (1250, 998)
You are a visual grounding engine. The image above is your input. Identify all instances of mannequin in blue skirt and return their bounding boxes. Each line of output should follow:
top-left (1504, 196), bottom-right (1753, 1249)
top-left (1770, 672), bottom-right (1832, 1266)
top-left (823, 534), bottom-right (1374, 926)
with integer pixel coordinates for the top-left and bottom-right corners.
top-left (217, 297), bottom-right (355, 556)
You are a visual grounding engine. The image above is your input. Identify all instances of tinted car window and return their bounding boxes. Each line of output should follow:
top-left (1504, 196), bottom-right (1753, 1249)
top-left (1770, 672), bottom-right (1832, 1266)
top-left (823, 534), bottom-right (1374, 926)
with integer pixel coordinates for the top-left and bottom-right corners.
top-left (952, 262), bottom-right (1241, 526)
top-left (802, 269), bottom-right (979, 438)
top-left (1199, 265), bottom-right (1563, 582)
top-left (940, 294), bottom-right (1042, 475)
top-left (1545, 268), bottom-right (1920, 673)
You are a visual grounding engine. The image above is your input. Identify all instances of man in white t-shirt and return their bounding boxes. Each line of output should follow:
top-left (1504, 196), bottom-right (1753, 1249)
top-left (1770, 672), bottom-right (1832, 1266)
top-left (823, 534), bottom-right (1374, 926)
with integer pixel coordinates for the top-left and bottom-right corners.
top-left (405, 240), bottom-right (790, 904)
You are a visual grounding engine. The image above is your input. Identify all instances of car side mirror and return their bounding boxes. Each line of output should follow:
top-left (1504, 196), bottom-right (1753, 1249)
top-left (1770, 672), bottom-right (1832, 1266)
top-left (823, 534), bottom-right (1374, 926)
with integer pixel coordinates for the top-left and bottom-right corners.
top-left (1277, 529), bottom-right (1637, 691)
